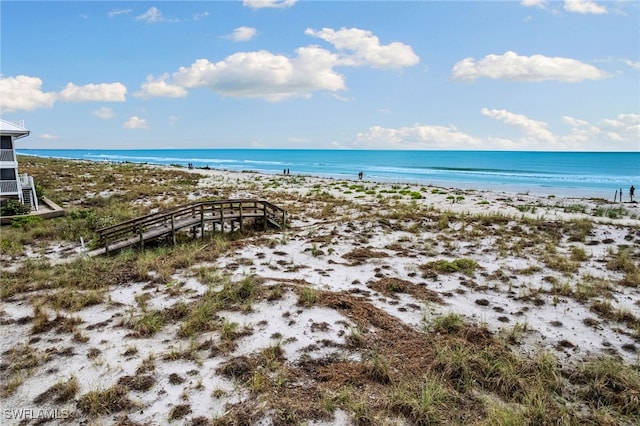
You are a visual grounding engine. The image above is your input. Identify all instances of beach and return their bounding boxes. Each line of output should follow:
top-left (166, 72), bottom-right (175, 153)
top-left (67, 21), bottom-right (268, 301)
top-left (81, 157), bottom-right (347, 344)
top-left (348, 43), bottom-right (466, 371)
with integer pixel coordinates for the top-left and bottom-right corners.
top-left (18, 148), bottom-right (640, 200)
top-left (1, 157), bottom-right (639, 425)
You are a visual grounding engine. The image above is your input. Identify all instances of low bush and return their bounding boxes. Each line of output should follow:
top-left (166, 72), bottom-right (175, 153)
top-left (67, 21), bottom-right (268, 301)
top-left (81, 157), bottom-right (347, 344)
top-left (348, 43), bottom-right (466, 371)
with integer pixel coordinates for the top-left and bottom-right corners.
top-left (0, 199), bottom-right (31, 216)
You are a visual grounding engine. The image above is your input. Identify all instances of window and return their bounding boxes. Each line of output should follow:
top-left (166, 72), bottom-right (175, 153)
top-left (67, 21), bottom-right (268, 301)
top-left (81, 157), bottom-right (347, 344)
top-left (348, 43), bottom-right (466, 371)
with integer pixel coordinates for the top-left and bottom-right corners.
top-left (0, 136), bottom-right (13, 150)
top-left (0, 168), bottom-right (16, 180)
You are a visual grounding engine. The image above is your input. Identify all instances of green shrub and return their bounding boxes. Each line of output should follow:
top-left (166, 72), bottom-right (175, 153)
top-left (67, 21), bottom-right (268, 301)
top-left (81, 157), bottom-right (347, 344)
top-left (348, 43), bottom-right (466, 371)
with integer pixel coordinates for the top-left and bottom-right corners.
top-left (429, 312), bottom-right (464, 333)
top-left (34, 182), bottom-right (45, 199)
top-left (10, 215), bottom-right (42, 228)
top-left (421, 258), bottom-right (479, 277)
top-left (0, 199), bottom-right (31, 216)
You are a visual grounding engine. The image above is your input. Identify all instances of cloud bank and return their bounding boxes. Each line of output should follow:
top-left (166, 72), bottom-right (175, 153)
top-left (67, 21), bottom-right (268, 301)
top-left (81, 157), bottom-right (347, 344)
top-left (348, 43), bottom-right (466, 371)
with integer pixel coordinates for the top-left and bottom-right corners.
top-left (147, 27), bottom-right (419, 101)
top-left (242, 0), bottom-right (297, 9)
top-left (0, 76), bottom-right (127, 113)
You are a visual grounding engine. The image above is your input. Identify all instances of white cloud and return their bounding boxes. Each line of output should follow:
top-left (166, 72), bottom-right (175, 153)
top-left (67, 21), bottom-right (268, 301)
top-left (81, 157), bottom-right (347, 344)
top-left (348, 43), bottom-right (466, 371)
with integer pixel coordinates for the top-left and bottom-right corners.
top-left (226, 26), bottom-right (258, 42)
top-left (242, 0), bottom-right (297, 9)
top-left (0, 75), bottom-right (57, 113)
top-left (135, 74), bottom-right (188, 99)
top-left (305, 27), bottom-right (419, 69)
top-left (353, 111), bottom-right (639, 151)
top-left (355, 124), bottom-right (480, 149)
top-left (601, 113), bottom-right (639, 129)
top-left (172, 59), bottom-right (215, 89)
top-left (193, 12), bottom-right (209, 21)
top-left (599, 113), bottom-right (640, 142)
top-left (169, 116), bottom-right (179, 126)
top-left (92, 107), bottom-right (115, 120)
top-left (152, 27), bottom-right (417, 101)
top-left (564, 0), bottom-right (607, 14)
top-left (330, 93), bottom-right (353, 102)
top-left (481, 108), bottom-right (557, 143)
top-left (480, 110), bottom-right (639, 149)
top-left (136, 7), bottom-right (171, 23)
top-left (108, 9), bottom-right (132, 18)
top-left (1, 76), bottom-right (128, 112)
top-left (123, 116), bottom-right (147, 129)
top-left (521, 0), bottom-right (547, 8)
top-left (561, 115), bottom-right (602, 143)
top-left (173, 52), bottom-right (294, 100)
top-left (291, 46), bottom-right (346, 92)
top-left (451, 51), bottom-right (608, 82)
top-left (622, 59), bottom-right (640, 70)
top-left (172, 48), bottom-right (345, 101)
top-left (559, 113), bottom-right (640, 149)
top-left (38, 133), bottom-right (59, 140)
top-left (59, 82), bottom-right (127, 102)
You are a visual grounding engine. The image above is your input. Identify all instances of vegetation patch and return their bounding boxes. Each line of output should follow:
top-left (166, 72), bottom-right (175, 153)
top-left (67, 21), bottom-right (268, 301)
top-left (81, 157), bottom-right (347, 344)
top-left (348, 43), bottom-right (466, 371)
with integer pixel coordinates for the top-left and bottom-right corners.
top-left (33, 376), bottom-right (79, 404)
top-left (368, 277), bottom-right (444, 304)
top-left (77, 384), bottom-right (135, 415)
top-left (420, 258), bottom-right (479, 277)
top-left (342, 247), bottom-right (389, 263)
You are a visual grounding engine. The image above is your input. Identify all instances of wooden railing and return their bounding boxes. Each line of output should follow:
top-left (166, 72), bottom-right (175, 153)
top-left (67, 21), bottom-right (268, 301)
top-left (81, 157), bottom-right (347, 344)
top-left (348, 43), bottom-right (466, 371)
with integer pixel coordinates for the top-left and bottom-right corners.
top-left (96, 199), bottom-right (287, 254)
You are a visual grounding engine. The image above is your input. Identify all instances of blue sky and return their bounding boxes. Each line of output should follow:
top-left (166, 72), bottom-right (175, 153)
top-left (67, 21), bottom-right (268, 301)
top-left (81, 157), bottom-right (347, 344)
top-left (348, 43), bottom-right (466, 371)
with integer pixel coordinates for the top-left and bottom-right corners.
top-left (1, 0), bottom-right (638, 151)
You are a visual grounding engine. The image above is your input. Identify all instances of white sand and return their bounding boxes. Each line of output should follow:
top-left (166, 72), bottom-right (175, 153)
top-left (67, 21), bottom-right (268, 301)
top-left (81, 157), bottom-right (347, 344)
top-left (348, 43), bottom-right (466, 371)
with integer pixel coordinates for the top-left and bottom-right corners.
top-left (1, 166), bottom-right (638, 425)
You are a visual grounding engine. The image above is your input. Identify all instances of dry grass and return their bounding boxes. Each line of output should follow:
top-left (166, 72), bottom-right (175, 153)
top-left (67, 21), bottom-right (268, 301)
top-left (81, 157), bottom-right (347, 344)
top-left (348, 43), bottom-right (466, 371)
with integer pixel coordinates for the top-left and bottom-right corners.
top-left (77, 384), bottom-right (135, 416)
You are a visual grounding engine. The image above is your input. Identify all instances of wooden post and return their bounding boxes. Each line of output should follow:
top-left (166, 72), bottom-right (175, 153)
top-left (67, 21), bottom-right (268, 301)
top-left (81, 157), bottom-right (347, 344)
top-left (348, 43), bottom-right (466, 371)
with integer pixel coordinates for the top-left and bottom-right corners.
top-left (614, 190), bottom-right (618, 203)
top-left (263, 202), bottom-right (267, 231)
top-left (200, 205), bottom-right (205, 237)
top-left (171, 213), bottom-right (176, 245)
top-left (239, 203), bottom-right (244, 233)
top-left (211, 204), bottom-right (216, 238)
top-left (139, 224), bottom-right (144, 250)
top-left (620, 188), bottom-right (623, 203)
top-left (220, 206), bottom-right (224, 234)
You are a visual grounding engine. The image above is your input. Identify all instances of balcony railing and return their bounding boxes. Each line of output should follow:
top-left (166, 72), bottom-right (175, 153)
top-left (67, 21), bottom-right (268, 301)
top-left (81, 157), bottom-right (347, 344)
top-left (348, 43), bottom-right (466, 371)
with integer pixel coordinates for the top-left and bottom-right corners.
top-left (0, 174), bottom-right (39, 211)
top-left (0, 180), bottom-right (19, 194)
top-left (0, 149), bottom-right (16, 162)
top-left (19, 174), bottom-right (33, 188)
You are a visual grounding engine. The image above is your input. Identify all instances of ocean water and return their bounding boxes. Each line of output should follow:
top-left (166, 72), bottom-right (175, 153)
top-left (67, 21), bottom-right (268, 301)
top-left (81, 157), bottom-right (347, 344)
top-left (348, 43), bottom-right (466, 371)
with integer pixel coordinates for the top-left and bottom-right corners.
top-left (18, 149), bottom-right (640, 198)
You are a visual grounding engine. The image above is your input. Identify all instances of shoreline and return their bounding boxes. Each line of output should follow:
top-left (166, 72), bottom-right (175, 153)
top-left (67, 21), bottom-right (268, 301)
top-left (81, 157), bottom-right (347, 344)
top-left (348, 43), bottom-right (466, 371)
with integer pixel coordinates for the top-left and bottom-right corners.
top-left (175, 163), bottom-right (640, 226)
top-left (17, 151), bottom-right (639, 201)
top-left (178, 163), bottom-right (636, 201)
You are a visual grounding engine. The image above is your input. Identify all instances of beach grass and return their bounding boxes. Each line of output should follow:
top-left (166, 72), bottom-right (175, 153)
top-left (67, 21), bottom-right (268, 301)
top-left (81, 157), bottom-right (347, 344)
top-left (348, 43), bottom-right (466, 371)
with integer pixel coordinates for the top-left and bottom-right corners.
top-left (1, 156), bottom-right (639, 425)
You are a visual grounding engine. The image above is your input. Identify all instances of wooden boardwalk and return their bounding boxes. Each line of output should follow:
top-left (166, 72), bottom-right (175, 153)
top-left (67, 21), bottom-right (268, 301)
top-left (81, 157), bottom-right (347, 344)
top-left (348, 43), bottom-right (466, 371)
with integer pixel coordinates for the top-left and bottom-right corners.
top-left (90, 199), bottom-right (286, 256)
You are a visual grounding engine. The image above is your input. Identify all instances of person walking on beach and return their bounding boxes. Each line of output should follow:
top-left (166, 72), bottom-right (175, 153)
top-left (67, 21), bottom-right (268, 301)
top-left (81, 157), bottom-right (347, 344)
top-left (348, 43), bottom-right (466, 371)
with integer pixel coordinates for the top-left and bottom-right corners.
top-left (631, 185), bottom-right (635, 202)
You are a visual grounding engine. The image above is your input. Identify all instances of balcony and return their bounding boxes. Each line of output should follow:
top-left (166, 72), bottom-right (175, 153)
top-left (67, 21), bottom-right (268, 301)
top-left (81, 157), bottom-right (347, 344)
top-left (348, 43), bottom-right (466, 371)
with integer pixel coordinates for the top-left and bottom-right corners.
top-left (0, 149), bottom-right (16, 162)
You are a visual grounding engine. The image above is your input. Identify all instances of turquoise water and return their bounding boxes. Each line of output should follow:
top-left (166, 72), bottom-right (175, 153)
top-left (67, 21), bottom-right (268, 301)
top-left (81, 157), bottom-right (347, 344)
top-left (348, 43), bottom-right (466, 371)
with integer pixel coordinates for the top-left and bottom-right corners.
top-left (18, 149), bottom-right (640, 198)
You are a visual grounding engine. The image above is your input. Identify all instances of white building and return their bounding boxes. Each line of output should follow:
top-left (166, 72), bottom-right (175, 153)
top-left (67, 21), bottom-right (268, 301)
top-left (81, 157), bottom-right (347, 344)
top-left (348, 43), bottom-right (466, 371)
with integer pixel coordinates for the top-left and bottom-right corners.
top-left (0, 119), bottom-right (39, 211)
